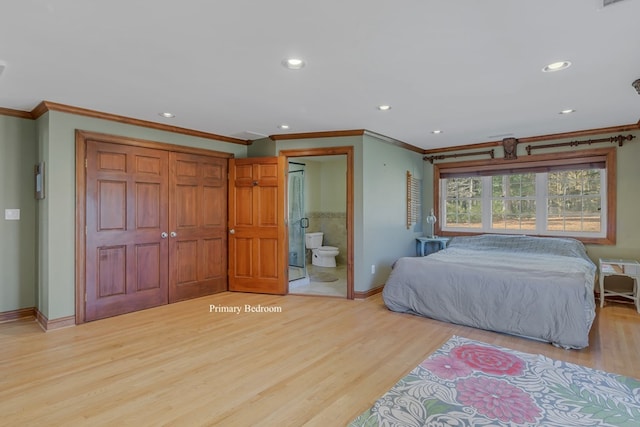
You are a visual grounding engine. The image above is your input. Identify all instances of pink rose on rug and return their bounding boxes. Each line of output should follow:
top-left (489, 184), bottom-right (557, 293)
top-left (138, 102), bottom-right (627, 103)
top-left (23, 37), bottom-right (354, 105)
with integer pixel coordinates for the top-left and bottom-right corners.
top-left (452, 344), bottom-right (525, 376)
top-left (456, 377), bottom-right (541, 424)
top-left (421, 355), bottom-right (473, 380)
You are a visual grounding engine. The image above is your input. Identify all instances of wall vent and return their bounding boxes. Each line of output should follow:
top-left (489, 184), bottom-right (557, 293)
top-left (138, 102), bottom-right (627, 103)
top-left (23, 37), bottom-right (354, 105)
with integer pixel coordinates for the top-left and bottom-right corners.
top-left (598, 0), bottom-right (627, 8)
top-left (488, 132), bottom-right (514, 139)
top-left (230, 131), bottom-right (268, 141)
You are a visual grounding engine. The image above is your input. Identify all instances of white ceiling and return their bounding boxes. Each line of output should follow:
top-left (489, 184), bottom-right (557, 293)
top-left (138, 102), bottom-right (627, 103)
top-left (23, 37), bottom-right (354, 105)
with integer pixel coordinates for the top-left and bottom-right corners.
top-left (1, 0), bottom-right (639, 150)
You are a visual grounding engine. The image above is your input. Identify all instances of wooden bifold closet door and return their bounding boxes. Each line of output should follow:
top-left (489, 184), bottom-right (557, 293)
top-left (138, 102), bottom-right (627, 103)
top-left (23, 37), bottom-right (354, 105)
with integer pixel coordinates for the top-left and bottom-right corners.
top-left (169, 152), bottom-right (227, 302)
top-left (84, 140), bottom-right (227, 322)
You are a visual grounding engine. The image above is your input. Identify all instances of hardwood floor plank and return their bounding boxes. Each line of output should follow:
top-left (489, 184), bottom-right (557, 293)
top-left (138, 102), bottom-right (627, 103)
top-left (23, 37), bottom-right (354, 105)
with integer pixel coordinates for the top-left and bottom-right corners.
top-left (1, 292), bottom-right (639, 426)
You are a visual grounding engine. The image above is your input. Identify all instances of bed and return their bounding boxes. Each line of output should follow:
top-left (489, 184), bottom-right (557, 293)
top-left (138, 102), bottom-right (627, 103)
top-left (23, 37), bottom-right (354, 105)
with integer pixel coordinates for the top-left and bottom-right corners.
top-left (382, 234), bottom-right (597, 349)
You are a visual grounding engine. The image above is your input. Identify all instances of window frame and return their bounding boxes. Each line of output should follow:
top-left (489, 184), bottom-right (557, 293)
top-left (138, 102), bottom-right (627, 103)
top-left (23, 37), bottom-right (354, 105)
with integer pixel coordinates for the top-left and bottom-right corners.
top-left (433, 147), bottom-right (616, 245)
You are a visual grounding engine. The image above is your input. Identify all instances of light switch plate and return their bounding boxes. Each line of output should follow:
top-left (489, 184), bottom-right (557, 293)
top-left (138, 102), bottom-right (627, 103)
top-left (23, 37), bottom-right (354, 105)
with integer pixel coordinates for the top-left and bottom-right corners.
top-left (5, 209), bottom-right (20, 220)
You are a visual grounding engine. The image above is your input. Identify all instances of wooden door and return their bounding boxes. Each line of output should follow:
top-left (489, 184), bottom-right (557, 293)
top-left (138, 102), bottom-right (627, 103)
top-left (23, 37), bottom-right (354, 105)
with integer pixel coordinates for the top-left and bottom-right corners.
top-left (169, 152), bottom-right (228, 302)
top-left (228, 157), bottom-right (287, 294)
top-left (85, 141), bottom-right (169, 321)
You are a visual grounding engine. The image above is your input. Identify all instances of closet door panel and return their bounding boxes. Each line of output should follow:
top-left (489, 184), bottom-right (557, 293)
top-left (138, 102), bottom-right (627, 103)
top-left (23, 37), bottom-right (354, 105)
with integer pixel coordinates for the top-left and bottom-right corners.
top-left (85, 141), bottom-right (169, 321)
top-left (169, 152), bottom-right (228, 302)
top-left (176, 239), bottom-right (198, 284)
top-left (136, 243), bottom-right (162, 291)
top-left (203, 238), bottom-right (225, 278)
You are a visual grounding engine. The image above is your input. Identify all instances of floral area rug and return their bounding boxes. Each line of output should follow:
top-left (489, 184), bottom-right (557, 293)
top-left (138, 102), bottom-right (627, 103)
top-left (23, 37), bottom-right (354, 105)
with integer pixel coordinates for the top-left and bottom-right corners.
top-left (349, 336), bottom-right (640, 426)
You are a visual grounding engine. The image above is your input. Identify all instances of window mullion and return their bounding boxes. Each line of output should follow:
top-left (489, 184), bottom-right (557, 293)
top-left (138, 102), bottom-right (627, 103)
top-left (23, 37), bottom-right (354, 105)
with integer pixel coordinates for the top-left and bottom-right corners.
top-left (536, 173), bottom-right (547, 235)
top-left (482, 176), bottom-right (492, 232)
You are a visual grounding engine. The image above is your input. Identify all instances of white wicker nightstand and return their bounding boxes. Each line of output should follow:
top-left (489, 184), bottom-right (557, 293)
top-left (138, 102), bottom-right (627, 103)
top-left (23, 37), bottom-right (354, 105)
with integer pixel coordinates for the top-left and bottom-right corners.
top-left (598, 258), bottom-right (640, 312)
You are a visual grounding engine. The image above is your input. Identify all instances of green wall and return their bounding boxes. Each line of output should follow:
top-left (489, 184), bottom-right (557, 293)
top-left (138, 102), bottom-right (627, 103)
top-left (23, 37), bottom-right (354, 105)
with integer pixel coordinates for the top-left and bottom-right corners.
top-left (297, 157), bottom-right (347, 213)
top-left (319, 158), bottom-right (347, 213)
top-left (302, 160), bottom-right (322, 213)
top-left (36, 114), bottom-right (50, 316)
top-left (362, 134), bottom-right (425, 288)
top-left (585, 130), bottom-right (640, 261)
top-left (0, 115), bottom-right (37, 313)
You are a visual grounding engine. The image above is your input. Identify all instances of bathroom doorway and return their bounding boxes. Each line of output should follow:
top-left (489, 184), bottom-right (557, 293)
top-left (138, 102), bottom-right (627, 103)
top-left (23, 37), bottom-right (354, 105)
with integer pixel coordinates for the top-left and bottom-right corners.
top-left (281, 147), bottom-right (353, 299)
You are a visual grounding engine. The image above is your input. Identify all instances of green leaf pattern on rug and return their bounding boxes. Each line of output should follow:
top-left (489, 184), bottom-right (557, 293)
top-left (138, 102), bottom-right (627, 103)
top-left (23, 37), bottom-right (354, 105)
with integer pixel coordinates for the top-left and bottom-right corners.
top-left (616, 374), bottom-right (640, 392)
top-left (549, 382), bottom-right (640, 427)
top-left (422, 398), bottom-right (459, 418)
top-left (348, 409), bottom-right (380, 427)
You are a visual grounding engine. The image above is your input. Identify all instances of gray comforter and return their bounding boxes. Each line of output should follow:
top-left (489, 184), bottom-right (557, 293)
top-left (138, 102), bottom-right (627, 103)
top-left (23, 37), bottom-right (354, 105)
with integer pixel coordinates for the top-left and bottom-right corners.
top-left (383, 234), bottom-right (597, 349)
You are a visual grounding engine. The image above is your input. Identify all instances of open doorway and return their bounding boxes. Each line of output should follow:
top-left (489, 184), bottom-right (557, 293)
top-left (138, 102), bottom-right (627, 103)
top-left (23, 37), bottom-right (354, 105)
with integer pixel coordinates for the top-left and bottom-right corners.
top-left (280, 147), bottom-right (354, 299)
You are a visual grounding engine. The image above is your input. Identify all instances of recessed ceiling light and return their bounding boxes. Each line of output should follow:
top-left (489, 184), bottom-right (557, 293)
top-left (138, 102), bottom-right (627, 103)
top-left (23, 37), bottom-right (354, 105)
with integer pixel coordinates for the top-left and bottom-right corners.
top-left (282, 58), bottom-right (305, 70)
top-left (431, 130), bottom-right (443, 134)
top-left (542, 61), bottom-right (572, 72)
top-left (377, 105), bottom-right (391, 111)
top-left (278, 124), bottom-right (290, 129)
top-left (559, 109), bottom-right (576, 114)
top-left (159, 112), bottom-right (175, 118)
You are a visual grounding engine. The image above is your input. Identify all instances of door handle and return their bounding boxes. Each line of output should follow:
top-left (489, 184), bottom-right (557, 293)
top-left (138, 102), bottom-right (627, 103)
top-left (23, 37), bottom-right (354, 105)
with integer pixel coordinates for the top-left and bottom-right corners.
top-left (229, 229), bottom-right (235, 234)
top-left (170, 231), bottom-right (177, 238)
top-left (161, 232), bottom-right (168, 239)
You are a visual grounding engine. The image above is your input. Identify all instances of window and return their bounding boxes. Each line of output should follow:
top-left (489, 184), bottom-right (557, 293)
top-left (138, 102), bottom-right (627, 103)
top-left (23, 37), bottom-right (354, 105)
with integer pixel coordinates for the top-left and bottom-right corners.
top-left (444, 177), bottom-right (482, 228)
top-left (547, 169), bottom-right (602, 233)
top-left (434, 148), bottom-right (616, 244)
top-left (491, 173), bottom-right (536, 231)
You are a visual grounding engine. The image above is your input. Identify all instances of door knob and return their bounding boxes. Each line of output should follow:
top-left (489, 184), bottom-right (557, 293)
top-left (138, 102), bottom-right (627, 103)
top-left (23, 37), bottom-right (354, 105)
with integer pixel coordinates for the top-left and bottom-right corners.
top-left (229, 229), bottom-right (235, 234)
top-left (161, 232), bottom-right (168, 239)
top-left (170, 231), bottom-right (177, 238)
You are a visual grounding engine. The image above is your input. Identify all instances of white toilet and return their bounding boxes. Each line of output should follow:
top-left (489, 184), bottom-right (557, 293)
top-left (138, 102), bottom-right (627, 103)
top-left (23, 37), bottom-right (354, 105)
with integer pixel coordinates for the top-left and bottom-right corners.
top-left (305, 232), bottom-right (339, 268)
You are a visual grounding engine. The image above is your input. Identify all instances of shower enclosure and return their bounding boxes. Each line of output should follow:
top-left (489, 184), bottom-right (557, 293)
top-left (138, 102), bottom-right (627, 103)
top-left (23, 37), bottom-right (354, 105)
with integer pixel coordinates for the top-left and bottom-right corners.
top-left (288, 164), bottom-right (308, 283)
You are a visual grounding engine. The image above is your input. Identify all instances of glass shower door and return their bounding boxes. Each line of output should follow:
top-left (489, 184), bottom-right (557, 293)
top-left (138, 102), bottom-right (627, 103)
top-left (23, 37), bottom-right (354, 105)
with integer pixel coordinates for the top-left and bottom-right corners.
top-left (288, 169), bottom-right (307, 281)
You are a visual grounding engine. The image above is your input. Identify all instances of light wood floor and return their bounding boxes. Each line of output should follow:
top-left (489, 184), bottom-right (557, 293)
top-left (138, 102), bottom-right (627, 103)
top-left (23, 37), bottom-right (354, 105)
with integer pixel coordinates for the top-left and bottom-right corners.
top-left (1, 292), bottom-right (639, 426)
